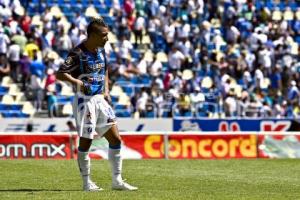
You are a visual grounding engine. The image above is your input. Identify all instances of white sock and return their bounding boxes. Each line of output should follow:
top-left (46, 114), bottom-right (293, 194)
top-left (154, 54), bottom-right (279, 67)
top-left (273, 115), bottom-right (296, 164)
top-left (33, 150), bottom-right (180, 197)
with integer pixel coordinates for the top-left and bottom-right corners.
top-left (108, 147), bottom-right (122, 183)
top-left (77, 150), bottom-right (91, 184)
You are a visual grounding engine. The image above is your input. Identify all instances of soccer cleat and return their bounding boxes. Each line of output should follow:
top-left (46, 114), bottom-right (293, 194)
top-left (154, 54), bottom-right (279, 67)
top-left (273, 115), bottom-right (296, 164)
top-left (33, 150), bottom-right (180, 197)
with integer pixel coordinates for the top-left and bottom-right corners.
top-left (83, 181), bottom-right (103, 191)
top-left (112, 180), bottom-right (138, 191)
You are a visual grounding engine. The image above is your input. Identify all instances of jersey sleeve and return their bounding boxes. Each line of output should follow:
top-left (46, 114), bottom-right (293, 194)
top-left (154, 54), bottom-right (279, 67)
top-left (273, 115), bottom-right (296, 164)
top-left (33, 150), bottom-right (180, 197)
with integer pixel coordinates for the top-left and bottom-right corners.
top-left (57, 51), bottom-right (80, 73)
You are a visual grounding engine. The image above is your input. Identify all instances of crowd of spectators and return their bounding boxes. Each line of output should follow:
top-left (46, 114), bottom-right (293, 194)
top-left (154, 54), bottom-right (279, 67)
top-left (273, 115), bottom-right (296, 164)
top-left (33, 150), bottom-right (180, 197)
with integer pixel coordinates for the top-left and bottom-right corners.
top-left (0, 0), bottom-right (299, 118)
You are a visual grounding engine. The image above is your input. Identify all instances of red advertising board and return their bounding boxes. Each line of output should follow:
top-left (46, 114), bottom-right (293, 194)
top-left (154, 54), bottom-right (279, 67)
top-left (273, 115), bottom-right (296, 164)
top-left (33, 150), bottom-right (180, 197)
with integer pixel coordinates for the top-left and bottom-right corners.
top-left (0, 134), bottom-right (76, 159)
top-left (121, 134), bottom-right (257, 159)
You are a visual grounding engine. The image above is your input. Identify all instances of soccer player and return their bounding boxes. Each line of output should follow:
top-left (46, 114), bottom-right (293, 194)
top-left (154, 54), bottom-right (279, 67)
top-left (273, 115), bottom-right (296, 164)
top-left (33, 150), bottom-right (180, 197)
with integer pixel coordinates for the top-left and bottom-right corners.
top-left (56, 17), bottom-right (138, 191)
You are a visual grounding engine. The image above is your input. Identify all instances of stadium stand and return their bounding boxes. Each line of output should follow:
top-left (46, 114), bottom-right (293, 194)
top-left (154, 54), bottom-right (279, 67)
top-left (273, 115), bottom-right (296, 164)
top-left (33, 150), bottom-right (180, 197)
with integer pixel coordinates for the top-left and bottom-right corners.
top-left (0, 0), bottom-right (299, 118)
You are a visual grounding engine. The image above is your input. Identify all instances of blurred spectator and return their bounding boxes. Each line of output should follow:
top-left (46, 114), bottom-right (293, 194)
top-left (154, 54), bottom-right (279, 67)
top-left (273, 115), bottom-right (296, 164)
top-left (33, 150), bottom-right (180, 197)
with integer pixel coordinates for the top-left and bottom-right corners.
top-left (133, 12), bottom-right (145, 47)
top-left (19, 51), bottom-right (31, 90)
top-left (67, 120), bottom-right (76, 131)
top-left (177, 93), bottom-right (191, 116)
top-left (24, 38), bottom-right (40, 60)
top-left (30, 69), bottom-right (45, 112)
top-left (7, 40), bottom-right (21, 82)
top-left (0, 25), bottom-right (9, 58)
top-left (168, 46), bottom-right (185, 70)
top-left (0, 54), bottom-right (10, 81)
top-left (0, 0), bottom-right (298, 119)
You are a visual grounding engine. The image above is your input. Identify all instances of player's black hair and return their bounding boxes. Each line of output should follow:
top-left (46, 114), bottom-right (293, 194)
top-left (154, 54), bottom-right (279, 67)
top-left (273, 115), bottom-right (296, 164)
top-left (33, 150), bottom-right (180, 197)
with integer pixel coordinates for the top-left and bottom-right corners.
top-left (87, 17), bottom-right (108, 37)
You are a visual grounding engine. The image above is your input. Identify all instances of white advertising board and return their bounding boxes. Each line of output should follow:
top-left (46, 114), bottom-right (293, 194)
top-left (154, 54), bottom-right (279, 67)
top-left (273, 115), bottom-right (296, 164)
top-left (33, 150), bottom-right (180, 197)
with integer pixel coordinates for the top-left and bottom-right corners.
top-left (0, 118), bottom-right (172, 132)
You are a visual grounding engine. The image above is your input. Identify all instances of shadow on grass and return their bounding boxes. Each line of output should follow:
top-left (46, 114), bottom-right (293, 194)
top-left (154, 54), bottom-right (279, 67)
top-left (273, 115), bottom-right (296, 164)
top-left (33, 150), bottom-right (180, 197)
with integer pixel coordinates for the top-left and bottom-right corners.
top-left (0, 189), bottom-right (79, 192)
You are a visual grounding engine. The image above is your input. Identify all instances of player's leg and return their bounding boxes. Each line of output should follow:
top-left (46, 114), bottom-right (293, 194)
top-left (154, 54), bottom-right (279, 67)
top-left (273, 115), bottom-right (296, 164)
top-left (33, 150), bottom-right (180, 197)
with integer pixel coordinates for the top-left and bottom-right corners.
top-left (103, 124), bottom-right (138, 191)
top-left (75, 99), bottom-right (102, 191)
top-left (77, 137), bottom-right (102, 191)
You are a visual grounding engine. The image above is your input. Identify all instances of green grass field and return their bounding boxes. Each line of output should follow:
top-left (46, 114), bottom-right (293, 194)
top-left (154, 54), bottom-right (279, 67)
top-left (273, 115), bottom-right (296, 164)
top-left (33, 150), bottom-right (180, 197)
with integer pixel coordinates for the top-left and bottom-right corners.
top-left (0, 159), bottom-right (299, 200)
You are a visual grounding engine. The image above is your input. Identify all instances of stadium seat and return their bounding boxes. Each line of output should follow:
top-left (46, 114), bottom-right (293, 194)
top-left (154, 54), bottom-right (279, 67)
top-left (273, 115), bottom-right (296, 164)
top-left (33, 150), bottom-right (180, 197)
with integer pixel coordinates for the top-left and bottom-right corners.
top-left (98, 6), bottom-right (109, 15)
top-left (60, 84), bottom-right (74, 96)
top-left (140, 75), bottom-right (151, 86)
top-left (2, 95), bottom-right (14, 104)
top-left (0, 86), bottom-right (9, 95)
top-left (102, 16), bottom-right (115, 27)
top-left (295, 35), bottom-right (300, 44)
top-left (1, 76), bottom-right (13, 87)
top-left (255, 1), bottom-right (264, 10)
top-left (105, 0), bottom-right (112, 7)
top-left (143, 50), bottom-right (153, 62)
top-left (130, 76), bottom-right (139, 84)
top-left (115, 104), bottom-right (127, 110)
top-left (111, 95), bottom-right (119, 103)
top-left (145, 111), bottom-right (155, 118)
top-left (156, 52), bottom-right (168, 62)
top-left (121, 85), bottom-right (134, 96)
top-left (8, 84), bottom-right (21, 96)
top-left (62, 103), bottom-right (73, 116)
top-left (10, 104), bottom-right (23, 111)
top-left (109, 51), bottom-right (117, 62)
top-left (56, 96), bottom-right (73, 104)
top-left (46, 0), bottom-right (55, 6)
top-left (115, 110), bottom-right (131, 117)
top-left (131, 49), bottom-right (141, 61)
top-left (110, 85), bottom-right (124, 97)
top-left (22, 102), bottom-right (35, 116)
top-left (266, 1), bottom-right (274, 11)
top-left (0, 103), bottom-right (8, 111)
top-left (1, 112), bottom-right (14, 118)
top-left (141, 34), bottom-right (150, 45)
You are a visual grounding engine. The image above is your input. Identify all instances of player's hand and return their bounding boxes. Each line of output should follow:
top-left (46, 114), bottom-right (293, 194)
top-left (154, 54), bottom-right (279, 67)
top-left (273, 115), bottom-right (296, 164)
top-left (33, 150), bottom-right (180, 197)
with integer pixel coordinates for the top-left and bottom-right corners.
top-left (104, 94), bottom-right (112, 105)
top-left (76, 80), bottom-right (84, 93)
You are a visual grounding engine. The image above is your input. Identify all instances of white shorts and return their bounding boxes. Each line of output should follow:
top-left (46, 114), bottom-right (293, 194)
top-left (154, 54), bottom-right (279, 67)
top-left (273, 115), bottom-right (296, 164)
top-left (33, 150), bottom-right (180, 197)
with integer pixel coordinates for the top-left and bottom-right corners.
top-left (73, 94), bottom-right (117, 139)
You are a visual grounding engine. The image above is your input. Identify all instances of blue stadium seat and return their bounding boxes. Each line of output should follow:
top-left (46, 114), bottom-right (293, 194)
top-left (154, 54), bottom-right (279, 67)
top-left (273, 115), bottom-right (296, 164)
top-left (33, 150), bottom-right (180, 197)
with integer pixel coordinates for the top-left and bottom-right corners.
top-left (98, 6), bottom-right (109, 15)
top-left (0, 103), bottom-right (8, 111)
top-left (17, 113), bottom-right (30, 118)
top-left (184, 111), bottom-right (193, 117)
top-left (111, 95), bottom-right (118, 103)
top-left (105, 0), bottom-right (112, 7)
top-left (58, 0), bottom-right (65, 6)
top-left (207, 43), bottom-right (216, 52)
top-left (10, 104), bottom-right (23, 111)
top-left (278, 2), bottom-right (286, 11)
top-left (265, 1), bottom-right (274, 10)
top-left (102, 16), bottom-right (115, 27)
top-left (255, 1), bottom-right (264, 10)
top-left (154, 34), bottom-right (167, 52)
top-left (115, 110), bottom-right (131, 117)
top-left (115, 104), bottom-right (127, 110)
top-left (0, 110), bottom-right (29, 118)
top-left (131, 49), bottom-right (141, 61)
top-left (121, 86), bottom-right (134, 96)
top-left (162, 111), bottom-right (170, 118)
top-left (289, 2), bottom-right (298, 11)
top-left (145, 111), bottom-right (155, 118)
top-left (56, 96), bottom-right (73, 104)
top-left (56, 83), bottom-right (62, 94)
top-left (46, 0), bottom-right (55, 6)
top-left (0, 86), bottom-right (8, 95)
top-left (109, 51), bottom-right (117, 62)
top-left (1, 112), bottom-right (14, 118)
top-left (195, 111), bottom-right (209, 117)
top-left (295, 36), bottom-right (300, 44)
top-left (140, 75), bottom-right (151, 86)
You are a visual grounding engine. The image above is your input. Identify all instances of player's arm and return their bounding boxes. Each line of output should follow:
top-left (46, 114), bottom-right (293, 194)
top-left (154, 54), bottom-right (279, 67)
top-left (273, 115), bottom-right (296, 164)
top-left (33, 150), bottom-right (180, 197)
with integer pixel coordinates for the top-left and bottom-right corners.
top-left (104, 68), bottom-right (112, 104)
top-left (0, 61), bottom-right (10, 74)
top-left (56, 53), bottom-right (84, 91)
top-left (56, 73), bottom-right (83, 90)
